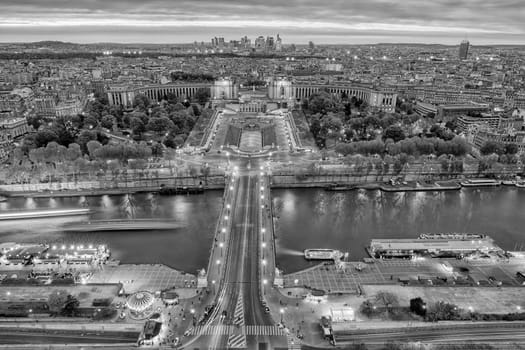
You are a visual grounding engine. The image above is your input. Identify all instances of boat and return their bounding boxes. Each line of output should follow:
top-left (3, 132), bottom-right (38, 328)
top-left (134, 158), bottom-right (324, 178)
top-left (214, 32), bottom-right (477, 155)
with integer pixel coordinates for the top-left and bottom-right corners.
top-left (419, 233), bottom-right (487, 240)
top-left (61, 219), bottom-right (180, 232)
top-left (325, 184), bottom-right (355, 191)
top-left (516, 182), bottom-right (525, 188)
top-left (503, 180), bottom-right (517, 186)
top-left (460, 179), bottom-right (501, 187)
top-left (304, 249), bottom-right (344, 261)
top-left (0, 208), bottom-right (91, 221)
top-left (158, 186), bottom-right (204, 195)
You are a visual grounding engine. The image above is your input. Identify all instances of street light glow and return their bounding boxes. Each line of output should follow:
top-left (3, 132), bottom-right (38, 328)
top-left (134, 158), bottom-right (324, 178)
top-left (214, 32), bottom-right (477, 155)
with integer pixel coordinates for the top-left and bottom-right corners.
top-left (263, 279), bottom-right (268, 284)
top-left (216, 259), bottom-right (221, 265)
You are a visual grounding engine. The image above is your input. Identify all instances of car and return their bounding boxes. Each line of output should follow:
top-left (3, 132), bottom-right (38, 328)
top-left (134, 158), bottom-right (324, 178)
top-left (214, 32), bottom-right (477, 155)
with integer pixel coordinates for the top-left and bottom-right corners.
top-left (264, 306), bottom-right (270, 314)
top-left (221, 310), bottom-right (228, 318)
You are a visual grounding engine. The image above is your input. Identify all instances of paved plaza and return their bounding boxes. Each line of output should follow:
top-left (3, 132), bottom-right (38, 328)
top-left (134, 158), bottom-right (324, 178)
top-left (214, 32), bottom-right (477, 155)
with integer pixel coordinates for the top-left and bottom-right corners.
top-left (89, 264), bottom-right (197, 294)
top-left (283, 259), bottom-right (525, 294)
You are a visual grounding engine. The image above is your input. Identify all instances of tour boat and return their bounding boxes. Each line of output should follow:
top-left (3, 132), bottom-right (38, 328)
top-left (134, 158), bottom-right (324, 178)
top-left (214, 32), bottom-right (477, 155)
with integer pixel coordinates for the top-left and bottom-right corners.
top-left (419, 233), bottom-right (487, 240)
top-left (325, 184), bottom-right (356, 191)
top-left (304, 249), bottom-right (344, 260)
top-left (460, 179), bottom-right (501, 187)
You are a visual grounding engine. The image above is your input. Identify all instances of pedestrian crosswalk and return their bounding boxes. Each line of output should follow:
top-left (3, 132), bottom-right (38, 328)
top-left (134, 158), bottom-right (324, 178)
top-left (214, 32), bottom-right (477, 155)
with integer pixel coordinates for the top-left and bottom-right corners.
top-left (189, 325), bottom-right (287, 336)
top-left (245, 325), bottom-right (287, 336)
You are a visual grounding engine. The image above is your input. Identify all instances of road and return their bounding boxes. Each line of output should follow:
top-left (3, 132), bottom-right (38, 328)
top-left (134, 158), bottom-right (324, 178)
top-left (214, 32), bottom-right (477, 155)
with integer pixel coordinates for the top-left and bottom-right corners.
top-left (333, 325), bottom-right (525, 346)
top-left (189, 158), bottom-right (285, 349)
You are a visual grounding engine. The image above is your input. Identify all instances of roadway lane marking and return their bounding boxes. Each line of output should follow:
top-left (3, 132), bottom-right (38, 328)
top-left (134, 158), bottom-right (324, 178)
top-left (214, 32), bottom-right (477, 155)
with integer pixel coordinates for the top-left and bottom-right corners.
top-left (227, 332), bottom-right (247, 348)
top-left (234, 291), bottom-right (245, 327)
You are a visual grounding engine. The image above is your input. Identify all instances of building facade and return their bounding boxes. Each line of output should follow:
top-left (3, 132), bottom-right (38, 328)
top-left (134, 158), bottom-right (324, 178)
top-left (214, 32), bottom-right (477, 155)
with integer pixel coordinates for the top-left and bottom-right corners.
top-left (107, 83), bottom-right (212, 108)
top-left (107, 79), bottom-right (397, 112)
top-left (459, 40), bottom-right (470, 60)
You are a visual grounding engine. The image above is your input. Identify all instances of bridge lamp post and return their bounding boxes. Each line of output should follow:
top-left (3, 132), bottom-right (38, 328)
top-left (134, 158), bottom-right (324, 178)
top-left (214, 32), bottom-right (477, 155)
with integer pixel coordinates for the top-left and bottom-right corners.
top-left (262, 242), bottom-right (266, 258)
top-left (262, 259), bottom-right (267, 274)
top-left (222, 227), bottom-right (226, 240)
top-left (190, 308), bottom-right (196, 326)
top-left (219, 242), bottom-right (224, 257)
top-left (263, 279), bottom-right (268, 295)
top-left (216, 259), bottom-right (221, 274)
top-left (261, 228), bottom-right (266, 241)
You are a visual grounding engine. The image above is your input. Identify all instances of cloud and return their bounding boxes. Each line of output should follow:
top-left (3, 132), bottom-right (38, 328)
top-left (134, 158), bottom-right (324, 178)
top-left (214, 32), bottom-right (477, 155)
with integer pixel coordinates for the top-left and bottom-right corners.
top-left (0, 0), bottom-right (523, 43)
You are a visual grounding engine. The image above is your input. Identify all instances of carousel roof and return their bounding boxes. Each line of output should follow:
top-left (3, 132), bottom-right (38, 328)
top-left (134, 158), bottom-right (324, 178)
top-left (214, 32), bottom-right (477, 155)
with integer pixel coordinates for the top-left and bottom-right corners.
top-left (126, 291), bottom-right (155, 312)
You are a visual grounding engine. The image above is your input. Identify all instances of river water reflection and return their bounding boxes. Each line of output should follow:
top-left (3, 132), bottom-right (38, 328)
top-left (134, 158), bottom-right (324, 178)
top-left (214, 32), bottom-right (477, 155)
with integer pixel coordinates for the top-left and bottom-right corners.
top-left (0, 192), bottom-right (223, 274)
top-left (273, 187), bottom-right (525, 273)
top-left (1, 187), bottom-right (524, 276)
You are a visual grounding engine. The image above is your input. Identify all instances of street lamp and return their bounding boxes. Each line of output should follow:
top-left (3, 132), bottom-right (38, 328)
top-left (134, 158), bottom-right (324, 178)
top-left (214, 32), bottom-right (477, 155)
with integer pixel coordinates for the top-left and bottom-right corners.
top-left (280, 308), bottom-right (285, 323)
top-left (216, 259), bottom-right (221, 273)
top-left (219, 242), bottom-right (224, 257)
top-left (263, 279), bottom-right (268, 295)
top-left (262, 259), bottom-right (267, 273)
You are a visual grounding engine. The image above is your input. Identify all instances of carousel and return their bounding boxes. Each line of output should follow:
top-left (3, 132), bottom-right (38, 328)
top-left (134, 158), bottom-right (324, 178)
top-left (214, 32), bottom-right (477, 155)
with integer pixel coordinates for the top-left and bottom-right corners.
top-left (126, 291), bottom-right (156, 319)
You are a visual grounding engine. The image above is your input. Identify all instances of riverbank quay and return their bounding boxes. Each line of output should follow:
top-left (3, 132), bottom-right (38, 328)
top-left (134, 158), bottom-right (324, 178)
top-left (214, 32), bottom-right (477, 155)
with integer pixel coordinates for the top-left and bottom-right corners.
top-left (271, 256), bottom-right (525, 348)
top-left (0, 173), bottom-right (226, 197)
top-left (0, 183), bottom-right (225, 199)
top-left (280, 256), bottom-right (525, 295)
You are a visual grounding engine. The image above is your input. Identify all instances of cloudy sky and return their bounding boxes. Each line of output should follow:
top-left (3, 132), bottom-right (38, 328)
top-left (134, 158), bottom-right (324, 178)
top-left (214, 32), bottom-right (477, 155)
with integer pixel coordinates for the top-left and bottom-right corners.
top-left (1, 0), bottom-right (524, 44)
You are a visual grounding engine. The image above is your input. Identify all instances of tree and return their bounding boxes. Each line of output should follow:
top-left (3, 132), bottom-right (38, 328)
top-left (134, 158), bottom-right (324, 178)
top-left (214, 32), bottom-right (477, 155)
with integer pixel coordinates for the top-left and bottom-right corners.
top-left (133, 94), bottom-right (150, 110)
top-left (410, 297), bottom-right (427, 316)
top-left (505, 143), bottom-right (519, 155)
top-left (130, 117), bottom-right (146, 135)
top-left (146, 117), bottom-right (175, 134)
top-left (100, 115), bottom-right (116, 130)
top-left (62, 294), bottom-right (79, 317)
top-left (151, 142), bottom-right (164, 157)
top-left (47, 290), bottom-right (69, 316)
top-left (383, 125), bottom-right (405, 142)
top-left (194, 88), bottom-right (211, 104)
top-left (77, 130), bottom-right (98, 154)
top-left (65, 143), bottom-right (82, 162)
top-left (86, 140), bottom-right (103, 159)
top-left (480, 140), bottom-right (505, 156)
top-left (35, 129), bottom-right (59, 147)
top-left (84, 115), bottom-right (99, 129)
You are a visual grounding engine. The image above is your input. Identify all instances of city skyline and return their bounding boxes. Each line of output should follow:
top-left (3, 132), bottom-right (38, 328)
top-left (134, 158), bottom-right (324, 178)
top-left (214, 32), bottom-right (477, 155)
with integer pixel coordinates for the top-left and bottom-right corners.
top-left (1, 0), bottom-right (524, 44)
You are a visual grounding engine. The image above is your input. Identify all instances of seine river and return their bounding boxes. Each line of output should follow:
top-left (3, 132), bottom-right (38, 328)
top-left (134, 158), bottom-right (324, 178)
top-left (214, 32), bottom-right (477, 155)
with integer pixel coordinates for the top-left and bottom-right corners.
top-left (273, 187), bottom-right (525, 273)
top-left (0, 192), bottom-right (223, 274)
top-left (1, 187), bottom-right (524, 274)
